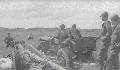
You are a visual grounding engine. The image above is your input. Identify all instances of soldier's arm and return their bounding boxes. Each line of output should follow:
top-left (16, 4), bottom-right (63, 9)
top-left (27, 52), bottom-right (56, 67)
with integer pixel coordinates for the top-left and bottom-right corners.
top-left (76, 29), bottom-right (82, 38)
top-left (101, 23), bottom-right (107, 36)
top-left (96, 23), bottom-right (106, 39)
top-left (106, 21), bottom-right (112, 37)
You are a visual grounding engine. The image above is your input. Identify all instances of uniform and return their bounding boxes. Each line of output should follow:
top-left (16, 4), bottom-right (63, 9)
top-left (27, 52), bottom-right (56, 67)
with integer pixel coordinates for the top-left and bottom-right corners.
top-left (69, 28), bottom-right (82, 41)
top-left (55, 29), bottom-right (70, 48)
top-left (4, 36), bottom-right (14, 48)
top-left (69, 28), bottom-right (83, 53)
top-left (55, 29), bottom-right (75, 70)
top-left (107, 24), bottom-right (120, 70)
top-left (99, 21), bottom-right (112, 70)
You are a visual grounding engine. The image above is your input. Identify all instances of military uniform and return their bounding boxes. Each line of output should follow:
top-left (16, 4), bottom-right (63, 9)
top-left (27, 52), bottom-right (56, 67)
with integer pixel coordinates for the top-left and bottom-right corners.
top-left (107, 24), bottom-right (120, 70)
top-left (4, 36), bottom-right (14, 48)
top-left (69, 28), bottom-right (83, 54)
top-left (55, 28), bottom-right (75, 70)
top-left (55, 29), bottom-right (70, 48)
top-left (69, 28), bottom-right (82, 40)
top-left (99, 21), bottom-right (112, 70)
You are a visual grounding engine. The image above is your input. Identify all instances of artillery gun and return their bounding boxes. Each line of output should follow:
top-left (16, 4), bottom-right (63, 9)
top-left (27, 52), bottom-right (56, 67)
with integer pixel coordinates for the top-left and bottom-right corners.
top-left (56, 36), bottom-right (97, 69)
top-left (36, 36), bottom-right (97, 70)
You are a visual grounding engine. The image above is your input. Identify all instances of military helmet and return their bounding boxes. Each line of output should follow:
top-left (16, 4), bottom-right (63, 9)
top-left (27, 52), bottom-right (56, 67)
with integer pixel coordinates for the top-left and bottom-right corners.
top-left (72, 24), bottom-right (76, 28)
top-left (100, 11), bottom-right (108, 18)
top-left (111, 14), bottom-right (120, 22)
top-left (60, 24), bottom-right (65, 29)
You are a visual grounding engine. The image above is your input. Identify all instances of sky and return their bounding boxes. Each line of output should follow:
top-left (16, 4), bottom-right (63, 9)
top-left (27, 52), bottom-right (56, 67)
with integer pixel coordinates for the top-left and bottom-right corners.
top-left (0, 0), bottom-right (120, 29)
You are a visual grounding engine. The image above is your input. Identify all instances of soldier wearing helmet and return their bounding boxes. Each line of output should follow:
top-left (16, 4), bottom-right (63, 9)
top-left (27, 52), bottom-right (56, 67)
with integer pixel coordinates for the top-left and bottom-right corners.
top-left (55, 24), bottom-right (70, 48)
top-left (69, 24), bottom-right (82, 40)
top-left (107, 14), bottom-right (120, 70)
top-left (54, 24), bottom-right (75, 70)
top-left (98, 11), bottom-right (112, 70)
top-left (4, 33), bottom-right (15, 48)
top-left (69, 24), bottom-right (83, 55)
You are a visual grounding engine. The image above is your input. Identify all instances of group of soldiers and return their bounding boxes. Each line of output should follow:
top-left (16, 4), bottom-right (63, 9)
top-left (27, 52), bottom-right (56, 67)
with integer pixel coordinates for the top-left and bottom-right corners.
top-left (98, 12), bottom-right (120, 70)
top-left (54, 23), bottom-right (82, 48)
top-left (3, 11), bottom-right (120, 70)
top-left (53, 11), bottom-right (120, 70)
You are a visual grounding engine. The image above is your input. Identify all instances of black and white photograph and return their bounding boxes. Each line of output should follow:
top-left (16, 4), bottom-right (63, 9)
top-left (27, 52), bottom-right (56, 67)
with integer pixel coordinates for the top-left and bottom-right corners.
top-left (0, 0), bottom-right (119, 70)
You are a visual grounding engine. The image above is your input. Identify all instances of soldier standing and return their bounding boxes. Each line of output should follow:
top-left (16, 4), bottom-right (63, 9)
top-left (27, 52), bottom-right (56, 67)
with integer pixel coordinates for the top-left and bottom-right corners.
top-left (98, 12), bottom-right (112, 70)
top-left (106, 15), bottom-right (120, 70)
top-left (4, 33), bottom-right (15, 48)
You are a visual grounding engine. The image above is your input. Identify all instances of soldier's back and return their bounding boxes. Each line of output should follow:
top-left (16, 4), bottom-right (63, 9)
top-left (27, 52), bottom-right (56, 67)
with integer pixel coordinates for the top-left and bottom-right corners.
top-left (69, 28), bottom-right (81, 40)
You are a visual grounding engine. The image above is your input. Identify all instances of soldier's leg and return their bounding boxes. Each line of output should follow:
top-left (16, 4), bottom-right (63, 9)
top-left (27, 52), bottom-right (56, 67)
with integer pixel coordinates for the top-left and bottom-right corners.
top-left (99, 60), bottom-right (104, 70)
top-left (107, 53), bottom-right (119, 70)
top-left (99, 49), bottom-right (108, 70)
top-left (103, 50), bottom-right (108, 70)
top-left (101, 41), bottom-right (109, 70)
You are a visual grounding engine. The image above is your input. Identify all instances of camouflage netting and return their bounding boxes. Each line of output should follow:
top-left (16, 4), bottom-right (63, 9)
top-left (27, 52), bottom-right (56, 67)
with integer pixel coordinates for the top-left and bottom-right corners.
top-left (16, 43), bottom-right (66, 70)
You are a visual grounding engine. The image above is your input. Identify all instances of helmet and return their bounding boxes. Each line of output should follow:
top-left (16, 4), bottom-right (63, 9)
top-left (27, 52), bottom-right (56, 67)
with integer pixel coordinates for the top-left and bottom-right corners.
top-left (60, 24), bottom-right (65, 29)
top-left (72, 24), bottom-right (76, 28)
top-left (100, 11), bottom-right (108, 18)
top-left (111, 14), bottom-right (120, 22)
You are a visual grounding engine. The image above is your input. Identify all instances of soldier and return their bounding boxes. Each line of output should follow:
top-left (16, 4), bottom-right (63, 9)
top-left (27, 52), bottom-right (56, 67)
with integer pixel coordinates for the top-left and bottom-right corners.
top-left (55, 24), bottom-right (74, 70)
top-left (98, 11), bottom-right (112, 70)
top-left (4, 33), bottom-right (15, 48)
top-left (4, 33), bottom-right (15, 69)
top-left (106, 15), bottom-right (120, 70)
top-left (69, 24), bottom-right (82, 40)
top-left (69, 24), bottom-right (82, 57)
top-left (55, 24), bottom-right (70, 48)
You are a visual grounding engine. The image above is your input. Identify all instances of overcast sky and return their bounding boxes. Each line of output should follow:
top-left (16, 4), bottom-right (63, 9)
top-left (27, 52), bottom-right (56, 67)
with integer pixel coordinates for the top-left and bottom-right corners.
top-left (0, 0), bottom-right (120, 29)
